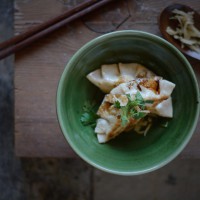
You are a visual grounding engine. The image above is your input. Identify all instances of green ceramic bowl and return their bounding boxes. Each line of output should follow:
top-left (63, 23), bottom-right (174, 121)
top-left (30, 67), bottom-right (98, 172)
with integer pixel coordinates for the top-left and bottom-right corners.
top-left (57, 30), bottom-right (199, 175)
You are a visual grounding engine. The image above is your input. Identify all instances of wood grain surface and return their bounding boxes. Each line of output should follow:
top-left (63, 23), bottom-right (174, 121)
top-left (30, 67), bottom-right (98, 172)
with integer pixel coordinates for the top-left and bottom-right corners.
top-left (14, 0), bottom-right (200, 157)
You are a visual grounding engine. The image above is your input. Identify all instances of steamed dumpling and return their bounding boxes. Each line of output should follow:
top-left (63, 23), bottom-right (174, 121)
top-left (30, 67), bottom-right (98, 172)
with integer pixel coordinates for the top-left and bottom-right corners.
top-left (95, 78), bottom-right (175, 143)
top-left (86, 63), bottom-right (155, 93)
top-left (153, 97), bottom-right (173, 117)
top-left (118, 63), bottom-right (155, 79)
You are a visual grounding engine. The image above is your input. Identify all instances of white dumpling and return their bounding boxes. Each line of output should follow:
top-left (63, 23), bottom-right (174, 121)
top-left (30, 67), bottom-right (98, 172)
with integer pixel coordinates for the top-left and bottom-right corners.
top-left (95, 118), bottom-right (110, 134)
top-left (101, 64), bottom-right (119, 82)
top-left (97, 134), bottom-right (107, 143)
top-left (111, 78), bottom-right (175, 102)
top-left (139, 85), bottom-right (159, 100)
top-left (95, 105), bottom-right (128, 143)
top-left (95, 78), bottom-right (175, 143)
top-left (86, 63), bottom-right (156, 93)
top-left (119, 63), bottom-right (155, 79)
top-left (111, 81), bottom-right (138, 95)
top-left (110, 78), bottom-right (175, 117)
top-left (159, 80), bottom-right (176, 97)
top-left (86, 68), bottom-right (113, 93)
top-left (86, 69), bottom-right (102, 88)
top-left (153, 97), bottom-right (173, 117)
top-left (118, 63), bottom-right (138, 80)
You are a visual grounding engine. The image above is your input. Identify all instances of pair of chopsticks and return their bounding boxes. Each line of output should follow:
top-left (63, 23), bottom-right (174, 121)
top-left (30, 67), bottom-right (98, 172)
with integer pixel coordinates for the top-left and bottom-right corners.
top-left (0, 0), bottom-right (114, 60)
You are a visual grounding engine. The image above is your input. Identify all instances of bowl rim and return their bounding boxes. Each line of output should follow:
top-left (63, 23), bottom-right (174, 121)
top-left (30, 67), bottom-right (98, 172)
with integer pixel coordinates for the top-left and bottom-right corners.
top-left (57, 30), bottom-right (200, 175)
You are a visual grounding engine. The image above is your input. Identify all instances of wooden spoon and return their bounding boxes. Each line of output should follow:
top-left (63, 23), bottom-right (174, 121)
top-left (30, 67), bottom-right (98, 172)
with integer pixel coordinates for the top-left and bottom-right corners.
top-left (159, 4), bottom-right (200, 61)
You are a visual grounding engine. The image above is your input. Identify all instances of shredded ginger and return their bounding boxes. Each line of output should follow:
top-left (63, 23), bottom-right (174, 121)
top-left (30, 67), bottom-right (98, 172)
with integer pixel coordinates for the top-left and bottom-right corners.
top-left (166, 9), bottom-right (200, 53)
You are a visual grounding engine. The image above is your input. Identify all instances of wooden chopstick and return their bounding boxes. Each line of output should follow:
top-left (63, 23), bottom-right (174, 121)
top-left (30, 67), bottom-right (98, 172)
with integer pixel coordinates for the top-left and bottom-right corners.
top-left (0, 0), bottom-right (99, 51)
top-left (0, 0), bottom-right (114, 60)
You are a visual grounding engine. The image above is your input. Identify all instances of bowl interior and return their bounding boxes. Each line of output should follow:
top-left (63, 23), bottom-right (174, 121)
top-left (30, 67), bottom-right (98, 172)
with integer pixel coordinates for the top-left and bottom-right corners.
top-left (57, 31), bottom-right (199, 175)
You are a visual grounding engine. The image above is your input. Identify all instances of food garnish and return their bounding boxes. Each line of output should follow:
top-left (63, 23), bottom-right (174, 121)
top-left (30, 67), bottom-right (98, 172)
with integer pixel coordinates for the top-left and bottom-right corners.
top-left (166, 9), bottom-right (200, 53)
top-left (80, 101), bottom-right (99, 128)
top-left (114, 92), bottom-right (153, 126)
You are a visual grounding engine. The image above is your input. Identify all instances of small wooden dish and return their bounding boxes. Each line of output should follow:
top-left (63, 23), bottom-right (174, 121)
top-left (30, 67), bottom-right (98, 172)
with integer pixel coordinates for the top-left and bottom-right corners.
top-left (159, 4), bottom-right (200, 61)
